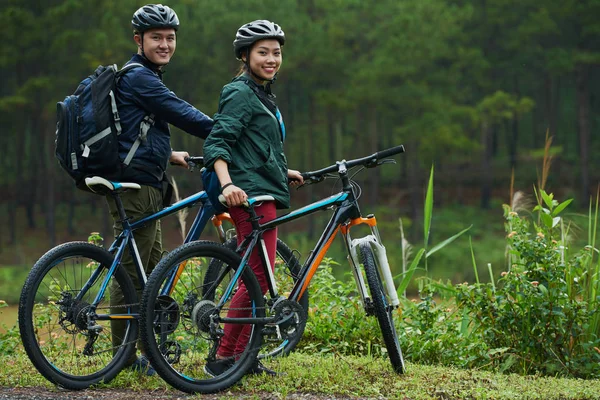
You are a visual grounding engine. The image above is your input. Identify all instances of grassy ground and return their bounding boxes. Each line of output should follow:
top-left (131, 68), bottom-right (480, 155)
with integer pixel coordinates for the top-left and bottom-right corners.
top-left (2, 349), bottom-right (600, 400)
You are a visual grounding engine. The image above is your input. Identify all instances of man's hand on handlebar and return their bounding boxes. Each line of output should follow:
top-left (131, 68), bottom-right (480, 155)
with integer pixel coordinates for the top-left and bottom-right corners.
top-left (169, 151), bottom-right (190, 168)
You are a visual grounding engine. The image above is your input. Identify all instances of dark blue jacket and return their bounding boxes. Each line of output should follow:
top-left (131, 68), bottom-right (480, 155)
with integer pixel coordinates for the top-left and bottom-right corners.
top-left (116, 54), bottom-right (213, 186)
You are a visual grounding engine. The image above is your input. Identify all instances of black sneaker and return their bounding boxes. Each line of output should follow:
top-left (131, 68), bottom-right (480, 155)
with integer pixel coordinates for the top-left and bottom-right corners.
top-left (246, 360), bottom-right (277, 376)
top-left (204, 358), bottom-right (234, 377)
top-left (129, 356), bottom-right (156, 376)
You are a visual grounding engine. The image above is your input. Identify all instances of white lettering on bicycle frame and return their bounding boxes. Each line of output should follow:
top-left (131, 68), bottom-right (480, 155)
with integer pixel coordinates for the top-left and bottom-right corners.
top-left (261, 238), bottom-right (277, 294)
top-left (130, 236), bottom-right (147, 284)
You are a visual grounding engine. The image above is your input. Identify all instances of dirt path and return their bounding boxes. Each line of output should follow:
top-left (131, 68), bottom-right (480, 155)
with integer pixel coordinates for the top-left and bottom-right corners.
top-left (0, 387), bottom-right (357, 400)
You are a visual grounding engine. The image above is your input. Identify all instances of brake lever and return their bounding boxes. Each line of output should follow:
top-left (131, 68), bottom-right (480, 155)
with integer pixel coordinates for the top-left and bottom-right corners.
top-left (295, 176), bottom-right (324, 189)
top-left (187, 160), bottom-right (197, 172)
top-left (365, 158), bottom-right (396, 168)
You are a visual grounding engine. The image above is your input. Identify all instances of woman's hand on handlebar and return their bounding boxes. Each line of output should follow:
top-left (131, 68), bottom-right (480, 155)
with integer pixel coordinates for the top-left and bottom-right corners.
top-left (222, 184), bottom-right (248, 207)
top-left (287, 169), bottom-right (304, 187)
top-left (169, 151), bottom-right (190, 168)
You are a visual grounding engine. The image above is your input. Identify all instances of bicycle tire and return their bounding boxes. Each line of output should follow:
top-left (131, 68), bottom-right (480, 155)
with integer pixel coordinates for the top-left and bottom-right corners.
top-left (18, 241), bottom-right (138, 389)
top-left (140, 240), bottom-right (264, 394)
top-left (360, 243), bottom-right (406, 374)
top-left (206, 237), bottom-right (308, 359)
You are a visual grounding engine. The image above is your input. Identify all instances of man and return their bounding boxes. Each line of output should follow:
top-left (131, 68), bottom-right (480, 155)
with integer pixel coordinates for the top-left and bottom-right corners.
top-left (109, 4), bottom-right (213, 375)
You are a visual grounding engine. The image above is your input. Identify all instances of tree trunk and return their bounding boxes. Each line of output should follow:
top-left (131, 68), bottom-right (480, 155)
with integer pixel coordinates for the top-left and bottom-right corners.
top-left (20, 116), bottom-right (36, 229)
top-left (545, 74), bottom-right (558, 137)
top-left (68, 198), bottom-right (76, 236)
top-left (306, 95), bottom-right (316, 239)
top-left (508, 75), bottom-right (520, 170)
top-left (510, 116), bottom-right (518, 170)
top-left (41, 111), bottom-right (56, 247)
top-left (8, 200), bottom-right (16, 245)
top-left (285, 80), bottom-right (294, 136)
top-left (27, 111), bottom-right (42, 228)
top-left (327, 105), bottom-right (335, 163)
top-left (480, 118), bottom-right (493, 209)
top-left (576, 65), bottom-right (591, 206)
top-left (407, 140), bottom-right (421, 244)
top-left (367, 105), bottom-right (380, 207)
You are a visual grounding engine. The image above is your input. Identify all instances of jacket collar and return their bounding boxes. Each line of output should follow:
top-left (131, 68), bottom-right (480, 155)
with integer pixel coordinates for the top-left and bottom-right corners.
top-left (130, 53), bottom-right (164, 79)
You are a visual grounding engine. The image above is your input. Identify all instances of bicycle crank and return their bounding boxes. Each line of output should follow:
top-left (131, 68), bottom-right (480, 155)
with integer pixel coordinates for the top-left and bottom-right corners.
top-left (153, 295), bottom-right (180, 335)
top-left (264, 299), bottom-right (306, 342)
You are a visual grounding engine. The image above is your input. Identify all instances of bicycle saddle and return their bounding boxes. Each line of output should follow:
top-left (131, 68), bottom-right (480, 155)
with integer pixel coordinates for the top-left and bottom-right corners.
top-left (217, 194), bottom-right (275, 208)
top-left (85, 176), bottom-right (141, 195)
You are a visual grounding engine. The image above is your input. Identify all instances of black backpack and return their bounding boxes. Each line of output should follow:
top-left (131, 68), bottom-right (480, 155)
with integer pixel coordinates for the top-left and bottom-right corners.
top-left (55, 63), bottom-right (154, 191)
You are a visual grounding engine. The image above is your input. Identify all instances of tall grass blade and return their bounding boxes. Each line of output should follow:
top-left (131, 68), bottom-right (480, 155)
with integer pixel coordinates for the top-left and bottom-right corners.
top-left (396, 248), bottom-right (424, 297)
top-left (588, 188), bottom-right (600, 338)
top-left (399, 218), bottom-right (412, 296)
top-left (424, 165), bottom-right (434, 249)
top-left (469, 236), bottom-right (479, 284)
top-left (426, 226), bottom-right (472, 258)
top-left (487, 263), bottom-right (495, 290)
top-left (171, 176), bottom-right (188, 241)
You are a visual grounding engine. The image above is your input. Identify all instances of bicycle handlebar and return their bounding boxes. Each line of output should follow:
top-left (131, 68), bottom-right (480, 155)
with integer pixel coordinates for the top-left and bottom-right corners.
top-left (185, 156), bottom-right (204, 166)
top-left (170, 156), bottom-right (204, 170)
top-left (300, 145), bottom-right (405, 182)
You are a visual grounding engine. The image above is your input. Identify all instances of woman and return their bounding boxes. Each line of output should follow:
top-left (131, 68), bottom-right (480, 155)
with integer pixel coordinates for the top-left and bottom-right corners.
top-left (202, 20), bottom-right (303, 376)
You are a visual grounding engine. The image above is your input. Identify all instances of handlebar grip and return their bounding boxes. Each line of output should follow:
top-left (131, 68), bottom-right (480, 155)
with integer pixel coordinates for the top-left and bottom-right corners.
top-left (375, 145), bottom-right (405, 160)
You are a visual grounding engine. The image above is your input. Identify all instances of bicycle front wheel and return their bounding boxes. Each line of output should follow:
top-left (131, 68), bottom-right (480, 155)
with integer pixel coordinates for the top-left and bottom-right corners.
top-left (18, 241), bottom-right (138, 389)
top-left (360, 243), bottom-right (406, 374)
top-left (140, 240), bottom-right (264, 394)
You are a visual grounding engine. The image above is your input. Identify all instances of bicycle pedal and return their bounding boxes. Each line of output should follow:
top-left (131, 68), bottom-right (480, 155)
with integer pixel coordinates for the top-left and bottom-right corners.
top-left (262, 325), bottom-right (282, 339)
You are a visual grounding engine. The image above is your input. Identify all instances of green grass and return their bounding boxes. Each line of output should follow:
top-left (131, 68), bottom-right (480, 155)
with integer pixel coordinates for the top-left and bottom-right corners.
top-left (1, 350), bottom-right (599, 399)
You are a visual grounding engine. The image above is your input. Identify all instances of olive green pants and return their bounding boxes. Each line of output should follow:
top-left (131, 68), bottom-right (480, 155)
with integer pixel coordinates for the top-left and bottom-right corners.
top-left (107, 185), bottom-right (163, 364)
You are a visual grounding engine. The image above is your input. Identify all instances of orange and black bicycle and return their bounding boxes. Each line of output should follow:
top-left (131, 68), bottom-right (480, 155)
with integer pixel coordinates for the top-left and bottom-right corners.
top-left (139, 145), bottom-right (406, 394)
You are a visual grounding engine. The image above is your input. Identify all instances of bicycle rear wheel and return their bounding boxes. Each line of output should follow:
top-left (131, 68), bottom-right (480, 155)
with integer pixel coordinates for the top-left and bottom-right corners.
top-left (140, 240), bottom-right (264, 394)
top-left (18, 241), bottom-right (138, 389)
top-left (206, 237), bottom-right (308, 359)
top-left (360, 243), bottom-right (405, 374)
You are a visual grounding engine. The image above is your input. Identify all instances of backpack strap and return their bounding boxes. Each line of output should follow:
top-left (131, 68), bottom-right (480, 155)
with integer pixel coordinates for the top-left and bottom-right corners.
top-left (123, 113), bottom-right (155, 165)
top-left (116, 62), bottom-right (157, 166)
top-left (81, 65), bottom-right (129, 158)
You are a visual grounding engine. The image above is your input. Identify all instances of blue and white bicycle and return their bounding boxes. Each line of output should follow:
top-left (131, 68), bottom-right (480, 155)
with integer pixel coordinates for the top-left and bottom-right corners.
top-left (18, 157), bottom-right (304, 389)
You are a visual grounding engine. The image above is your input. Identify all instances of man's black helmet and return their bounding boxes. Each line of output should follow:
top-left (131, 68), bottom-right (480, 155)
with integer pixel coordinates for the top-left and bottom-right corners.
top-left (233, 20), bottom-right (285, 59)
top-left (132, 4), bottom-right (179, 33)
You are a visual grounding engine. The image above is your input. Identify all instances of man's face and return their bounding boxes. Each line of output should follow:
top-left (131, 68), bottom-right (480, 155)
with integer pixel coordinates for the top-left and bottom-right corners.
top-left (135, 28), bottom-right (176, 66)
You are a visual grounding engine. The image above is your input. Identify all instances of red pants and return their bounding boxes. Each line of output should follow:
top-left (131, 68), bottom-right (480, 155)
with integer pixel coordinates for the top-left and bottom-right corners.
top-left (217, 201), bottom-right (277, 358)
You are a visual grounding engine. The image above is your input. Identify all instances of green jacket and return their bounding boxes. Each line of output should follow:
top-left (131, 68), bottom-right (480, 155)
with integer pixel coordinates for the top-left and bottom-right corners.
top-left (203, 74), bottom-right (290, 208)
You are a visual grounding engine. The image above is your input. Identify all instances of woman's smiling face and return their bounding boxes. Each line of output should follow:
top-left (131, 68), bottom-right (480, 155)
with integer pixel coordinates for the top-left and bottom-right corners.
top-left (244, 39), bottom-right (282, 82)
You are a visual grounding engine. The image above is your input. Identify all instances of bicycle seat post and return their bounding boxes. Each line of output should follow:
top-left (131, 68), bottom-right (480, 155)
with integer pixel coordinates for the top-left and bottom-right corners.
top-left (109, 192), bottom-right (131, 230)
top-left (244, 203), bottom-right (263, 230)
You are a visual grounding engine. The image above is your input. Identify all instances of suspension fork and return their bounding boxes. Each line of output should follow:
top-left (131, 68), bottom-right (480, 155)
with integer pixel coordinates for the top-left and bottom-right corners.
top-left (342, 216), bottom-right (400, 309)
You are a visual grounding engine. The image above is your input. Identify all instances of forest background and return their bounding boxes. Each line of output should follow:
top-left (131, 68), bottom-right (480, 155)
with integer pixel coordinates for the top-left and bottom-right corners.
top-left (1, 0), bottom-right (599, 298)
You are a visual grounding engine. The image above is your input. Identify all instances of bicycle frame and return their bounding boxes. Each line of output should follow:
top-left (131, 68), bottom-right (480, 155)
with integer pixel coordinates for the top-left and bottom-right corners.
top-left (78, 190), bottom-right (232, 322)
top-left (218, 171), bottom-right (399, 324)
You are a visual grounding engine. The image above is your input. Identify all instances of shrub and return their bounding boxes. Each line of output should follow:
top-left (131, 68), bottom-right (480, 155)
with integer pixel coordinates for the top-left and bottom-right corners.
top-left (298, 258), bottom-right (388, 357)
top-left (407, 191), bottom-right (600, 378)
